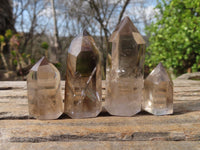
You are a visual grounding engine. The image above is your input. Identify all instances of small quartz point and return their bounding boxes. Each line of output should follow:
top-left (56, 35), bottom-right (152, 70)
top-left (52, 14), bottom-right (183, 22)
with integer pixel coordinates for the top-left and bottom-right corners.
top-left (65, 30), bottom-right (102, 119)
top-left (142, 62), bottom-right (173, 115)
top-left (105, 16), bottom-right (145, 116)
top-left (27, 57), bottom-right (63, 119)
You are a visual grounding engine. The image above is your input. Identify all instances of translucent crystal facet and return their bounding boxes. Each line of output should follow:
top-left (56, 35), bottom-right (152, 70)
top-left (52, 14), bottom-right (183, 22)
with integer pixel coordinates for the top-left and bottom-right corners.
top-left (27, 57), bottom-right (63, 120)
top-left (64, 30), bottom-right (102, 119)
top-left (142, 62), bottom-right (173, 115)
top-left (105, 16), bottom-right (145, 116)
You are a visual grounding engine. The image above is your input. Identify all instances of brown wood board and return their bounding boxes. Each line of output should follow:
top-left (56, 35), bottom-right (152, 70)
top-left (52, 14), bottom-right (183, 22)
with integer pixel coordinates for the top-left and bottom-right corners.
top-left (0, 72), bottom-right (200, 149)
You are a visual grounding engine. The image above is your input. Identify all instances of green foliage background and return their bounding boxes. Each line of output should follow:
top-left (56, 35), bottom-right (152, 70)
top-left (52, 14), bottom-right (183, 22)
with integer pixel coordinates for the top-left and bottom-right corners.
top-left (146, 0), bottom-right (200, 76)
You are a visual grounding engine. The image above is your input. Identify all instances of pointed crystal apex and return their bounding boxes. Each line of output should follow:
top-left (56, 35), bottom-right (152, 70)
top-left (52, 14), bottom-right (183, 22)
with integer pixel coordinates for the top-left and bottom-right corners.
top-left (68, 30), bottom-right (96, 56)
top-left (31, 57), bottom-right (48, 71)
top-left (157, 62), bottom-right (165, 70)
top-left (147, 62), bottom-right (171, 84)
top-left (109, 16), bottom-right (141, 42)
top-left (115, 16), bottom-right (139, 33)
top-left (143, 62), bottom-right (173, 115)
top-left (40, 57), bottom-right (49, 66)
top-left (82, 29), bottom-right (90, 36)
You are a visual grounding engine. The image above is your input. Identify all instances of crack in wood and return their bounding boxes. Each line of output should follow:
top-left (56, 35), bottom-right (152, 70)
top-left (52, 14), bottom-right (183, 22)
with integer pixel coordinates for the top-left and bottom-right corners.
top-left (0, 116), bottom-right (33, 120)
top-left (0, 87), bottom-right (12, 90)
top-left (0, 112), bottom-right (9, 115)
top-left (9, 132), bottom-right (189, 143)
top-left (0, 96), bottom-right (27, 99)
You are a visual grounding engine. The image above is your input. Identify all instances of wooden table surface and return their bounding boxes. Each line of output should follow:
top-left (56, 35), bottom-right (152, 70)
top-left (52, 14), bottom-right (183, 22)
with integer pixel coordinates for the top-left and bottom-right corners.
top-left (0, 72), bottom-right (200, 150)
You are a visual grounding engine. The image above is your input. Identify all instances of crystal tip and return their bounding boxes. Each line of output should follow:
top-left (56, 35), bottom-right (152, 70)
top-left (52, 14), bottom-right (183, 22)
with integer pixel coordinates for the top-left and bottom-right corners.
top-left (83, 29), bottom-right (90, 36)
top-left (157, 62), bottom-right (165, 70)
top-left (123, 16), bottom-right (131, 21)
top-left (40, 57), bottom-right (49, 66)
top-left (30, 56), bottom-right (49, 71)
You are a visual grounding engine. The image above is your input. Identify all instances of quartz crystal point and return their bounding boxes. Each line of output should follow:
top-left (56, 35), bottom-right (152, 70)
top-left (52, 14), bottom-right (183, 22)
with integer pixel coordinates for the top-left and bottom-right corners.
top-left (65, 30), bottom-right (102, 119)
top-left (105, 16), bottom-right (145, 116)
top-left (27, 57), bottom-right (63, 120)
top-left (142, 62), bottom-right (173, 115)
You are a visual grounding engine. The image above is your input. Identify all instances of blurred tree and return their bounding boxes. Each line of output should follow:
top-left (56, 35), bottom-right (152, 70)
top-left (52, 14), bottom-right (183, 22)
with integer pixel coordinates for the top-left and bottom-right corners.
top-left (4, 0), bottom-right (156, 79)
top-left (0, 29), bottom-right (31, 77)
top-left (50, 0), bottom-right (62, 62)
top-left (13, 0), bottom-right (49, 58)
top-left (146, 0), bottom-right (200, 76)
top-left (88, 0), bottom-right (130, 54)
top-left (0, 0), bottom-right (15, 35)
top-left (49, 0), bottom-right (134, 78)
top-left (0, 0), bottom-right (16, 62)
top-left (0, 35), bottom-right (9, 71)
top-left (41, 41), bottom-right (49, 58)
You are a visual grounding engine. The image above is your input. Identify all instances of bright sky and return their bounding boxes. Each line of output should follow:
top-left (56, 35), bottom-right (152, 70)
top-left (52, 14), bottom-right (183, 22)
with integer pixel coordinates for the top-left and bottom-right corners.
top-left (14, 0), bottom-right (158, 36)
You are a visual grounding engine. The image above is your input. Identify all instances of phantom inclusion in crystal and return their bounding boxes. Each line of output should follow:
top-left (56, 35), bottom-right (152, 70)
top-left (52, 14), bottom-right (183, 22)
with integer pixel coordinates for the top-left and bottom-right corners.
top-left (105, 16), bottom-right (145, 116)
top-left (27, 57), bottom-right (63, 120)
top-left (64, 30), bottom-right (102, 119)
top-left (142, 62), bottom-right (173, 115)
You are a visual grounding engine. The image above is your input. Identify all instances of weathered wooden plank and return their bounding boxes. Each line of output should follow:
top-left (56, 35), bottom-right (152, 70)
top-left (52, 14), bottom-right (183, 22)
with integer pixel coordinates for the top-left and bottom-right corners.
top-left (0, 81), bottom-right (26, 89)
top-left (176, 72), bottom-right (200, 80)
top-left (173, 80), bottom-right (200, 86)
top-left (0, 111), bottom-right (200, 143)
top-left (174, 87), bottom-right (200, 92)
top-left (0, 72), bottom-right (200, 148)
top-left (1, 141), bottom-right (200, 150)
top-left (0, 89), bottom-right (27, 97)
top-left (174, 96), bottom-right (200, 101)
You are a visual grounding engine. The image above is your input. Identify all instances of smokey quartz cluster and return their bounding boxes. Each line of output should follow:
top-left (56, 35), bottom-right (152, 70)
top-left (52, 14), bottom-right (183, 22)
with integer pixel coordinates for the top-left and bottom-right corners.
top-left (27, 57), bottom-right (63, 120)
top-left (142, 62), bottom-right (173, 115)
top-left (105, 16), bottom-right (146, 116)
top-left (64, 30), bottom-right (102, 119)
top-left (26, 16), bottom-right (174, 119)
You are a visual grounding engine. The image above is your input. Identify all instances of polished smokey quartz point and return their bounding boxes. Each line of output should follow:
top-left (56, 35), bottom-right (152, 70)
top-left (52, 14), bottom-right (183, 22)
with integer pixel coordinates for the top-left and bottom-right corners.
top-left (142, 62), bottom-right (173, 115)
top-left (105, 16), bottom-right (145, 116)
top-left (27, 57), bottom-right (63, 120)
top-left (65, 30), bottom-right (102, 119)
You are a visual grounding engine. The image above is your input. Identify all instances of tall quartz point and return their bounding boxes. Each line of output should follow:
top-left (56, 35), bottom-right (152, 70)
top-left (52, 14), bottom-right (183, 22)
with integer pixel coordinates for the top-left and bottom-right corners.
top-left (142, 62), bottom-right (173, 115)
top-left (64, 30), bottom-right (102, 119)
top-left (105, 16), bottom-right (145, 116)
top-left (27, 57), bottom-right (63, 119)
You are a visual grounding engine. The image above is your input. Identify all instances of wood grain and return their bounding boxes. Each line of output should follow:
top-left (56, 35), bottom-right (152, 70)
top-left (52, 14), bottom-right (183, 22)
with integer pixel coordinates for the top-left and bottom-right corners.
top-left (0, 72), bottom-right (200, 149)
